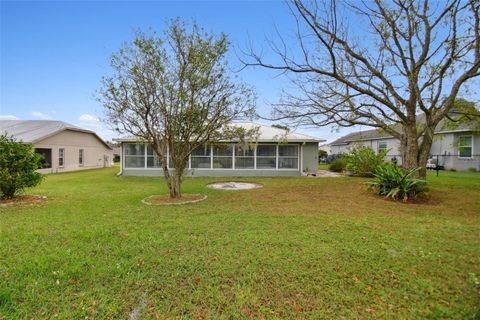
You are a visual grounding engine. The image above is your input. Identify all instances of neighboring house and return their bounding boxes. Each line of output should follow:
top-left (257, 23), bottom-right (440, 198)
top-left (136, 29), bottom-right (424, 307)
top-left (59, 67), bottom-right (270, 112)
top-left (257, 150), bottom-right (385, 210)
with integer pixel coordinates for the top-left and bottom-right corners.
top-left (0, 120), bottom-right (113, 173)
top-left (115, 122), bottom-right (325, 177)
top-left (319, 143), bottom-right (332, 155)
top-left (330, 120), bottom-right (479, 171)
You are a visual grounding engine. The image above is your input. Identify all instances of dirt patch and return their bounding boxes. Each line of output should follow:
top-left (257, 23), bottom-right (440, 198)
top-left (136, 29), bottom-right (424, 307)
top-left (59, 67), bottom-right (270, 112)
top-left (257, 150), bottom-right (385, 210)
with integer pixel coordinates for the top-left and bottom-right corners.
top-left (373, 192), bottom-right (441, 206)
top-left (0, 195), bottom-right (47, 207)
top-left (142, 194), bottom-right (207, 206)
top-left (207, 182), bottom-right (263, 190)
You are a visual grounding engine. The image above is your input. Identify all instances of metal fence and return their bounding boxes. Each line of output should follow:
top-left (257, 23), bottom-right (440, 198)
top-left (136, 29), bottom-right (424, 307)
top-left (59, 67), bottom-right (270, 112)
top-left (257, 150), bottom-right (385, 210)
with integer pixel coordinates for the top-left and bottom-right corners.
top-left (322, 153), bottom-right (480, 173)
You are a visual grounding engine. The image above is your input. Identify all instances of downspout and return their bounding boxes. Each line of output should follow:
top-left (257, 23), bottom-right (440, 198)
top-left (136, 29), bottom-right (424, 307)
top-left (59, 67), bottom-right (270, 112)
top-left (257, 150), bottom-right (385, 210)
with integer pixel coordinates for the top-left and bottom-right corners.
top-left (300, 142), bottom-right (305, 174)
top-left (117, 142), bottom-right (123, 176)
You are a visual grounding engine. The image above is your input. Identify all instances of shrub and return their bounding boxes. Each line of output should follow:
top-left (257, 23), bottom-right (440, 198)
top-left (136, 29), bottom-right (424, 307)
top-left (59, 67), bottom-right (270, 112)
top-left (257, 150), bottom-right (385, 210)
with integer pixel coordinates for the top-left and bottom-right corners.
top-left (449, 168), bottom-right (457, 172)
top-left (368, 163), bottom-right (426, 202)
top-left (329, 157), bottom-right (347, 172)
top-left (0, 135), bottom-right (44, 199)
top-left (468, 167), bottom-right (477, 172)
top-left (344, 146), bottom-right (387, 177)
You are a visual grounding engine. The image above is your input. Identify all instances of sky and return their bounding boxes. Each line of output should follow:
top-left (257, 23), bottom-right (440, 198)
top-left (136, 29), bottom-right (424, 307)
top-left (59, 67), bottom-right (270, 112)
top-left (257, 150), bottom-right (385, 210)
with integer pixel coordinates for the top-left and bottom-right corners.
top-left (0, 0), bottom-right (355, 143)
top-left (1, 1), bottom-right (477, 143)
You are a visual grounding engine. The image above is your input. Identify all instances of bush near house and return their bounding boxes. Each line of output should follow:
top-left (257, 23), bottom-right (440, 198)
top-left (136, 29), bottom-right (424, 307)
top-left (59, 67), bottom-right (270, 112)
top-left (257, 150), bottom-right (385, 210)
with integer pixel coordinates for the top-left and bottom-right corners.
top-left (329, 157), bottom-right (347, 172)
top-left (0, 135), bottom-right (44, 199)
top-left (368, 162), bottom-right (427, 201)
top-left (344, 146), bottom-right (387, 177)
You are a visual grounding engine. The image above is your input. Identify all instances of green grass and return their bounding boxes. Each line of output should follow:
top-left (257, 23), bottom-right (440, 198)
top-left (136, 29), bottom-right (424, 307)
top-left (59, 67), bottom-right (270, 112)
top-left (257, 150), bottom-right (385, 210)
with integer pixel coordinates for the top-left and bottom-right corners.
top-left (1, 167), bottom-right (479, 319)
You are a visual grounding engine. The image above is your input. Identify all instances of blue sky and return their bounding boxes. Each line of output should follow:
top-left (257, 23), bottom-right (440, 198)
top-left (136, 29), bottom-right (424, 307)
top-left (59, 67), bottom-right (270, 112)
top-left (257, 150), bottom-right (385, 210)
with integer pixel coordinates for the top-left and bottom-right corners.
top-left (1, 1), bottom-right (477, 142)
top-left (0, 0), bottom-right (352, 142)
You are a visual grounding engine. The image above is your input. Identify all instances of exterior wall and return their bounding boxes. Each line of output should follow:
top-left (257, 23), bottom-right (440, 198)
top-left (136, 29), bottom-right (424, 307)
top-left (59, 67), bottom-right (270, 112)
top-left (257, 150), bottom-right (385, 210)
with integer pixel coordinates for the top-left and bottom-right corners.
top-left (35, 130), bottom-right (113, 173)
top-left (302, 142), bottom-right (319, 172)
top-left (431, 132), bottom-right (479, 171)
top-left (120, 141), bottom-right (319, 177)
top-left (331, 138), bottom-right (400, 158)
top-left (331, 132), bottom-right (479, 171)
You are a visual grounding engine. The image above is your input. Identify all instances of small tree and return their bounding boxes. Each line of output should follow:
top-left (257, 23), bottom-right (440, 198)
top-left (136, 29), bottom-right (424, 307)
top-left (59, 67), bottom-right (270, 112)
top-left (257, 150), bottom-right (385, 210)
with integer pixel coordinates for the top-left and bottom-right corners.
top-left (0, 135), bottom-right (44, 199)
top-left (344, 146), bottom-right (387, 177)
top-left (99, 19), bottom-right (256, 198)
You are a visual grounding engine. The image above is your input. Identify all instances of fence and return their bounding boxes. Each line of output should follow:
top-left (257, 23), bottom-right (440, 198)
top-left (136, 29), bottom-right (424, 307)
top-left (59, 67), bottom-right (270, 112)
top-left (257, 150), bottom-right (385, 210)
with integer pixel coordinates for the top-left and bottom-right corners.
top-left (323, 153), bottom-right (480, 173)
top-left (383, 154), bottom-right (480, 173)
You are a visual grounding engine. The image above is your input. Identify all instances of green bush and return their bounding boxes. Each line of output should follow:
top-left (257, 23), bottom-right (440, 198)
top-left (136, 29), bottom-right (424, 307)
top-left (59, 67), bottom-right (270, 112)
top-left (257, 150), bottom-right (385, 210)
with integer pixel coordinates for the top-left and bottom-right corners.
top-left (0, 135), bottom-right (44, 199)
top-left (344, 146), bottom-right (387, 177)
top-left (368, 163), bottom-right (426, 202)
top-left (468, 167), bottom-right (477, 172)
top-left (329, 157), bottom-right (347, 172)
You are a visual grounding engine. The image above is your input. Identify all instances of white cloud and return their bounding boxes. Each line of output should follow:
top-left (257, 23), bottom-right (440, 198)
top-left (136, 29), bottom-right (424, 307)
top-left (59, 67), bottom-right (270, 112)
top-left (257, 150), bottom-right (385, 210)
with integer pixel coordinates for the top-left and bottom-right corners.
top-left (79, 114), bottom-right (99, 122)
top-left (30, 111), bottom-right (52, 120)
top-left (77, 113), bottom-right (117, 142)
top-left (0, 115), bottom-right (19, 120)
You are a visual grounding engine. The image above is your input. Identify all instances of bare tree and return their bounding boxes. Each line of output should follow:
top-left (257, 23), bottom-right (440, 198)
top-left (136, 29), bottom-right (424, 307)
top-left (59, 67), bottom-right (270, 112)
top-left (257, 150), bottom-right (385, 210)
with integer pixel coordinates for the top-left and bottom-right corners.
top-left (243, 0), bottom-right (480, 176)
top-left (99, 19), bottom-right (256, 198)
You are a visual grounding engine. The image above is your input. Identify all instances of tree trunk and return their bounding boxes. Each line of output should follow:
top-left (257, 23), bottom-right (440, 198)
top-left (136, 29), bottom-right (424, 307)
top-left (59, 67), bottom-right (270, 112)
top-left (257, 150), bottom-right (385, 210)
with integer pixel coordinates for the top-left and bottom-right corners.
top-left (402, 124), bottom-right (420, 169)
top-left (400, 123), bottom-right (434, 178)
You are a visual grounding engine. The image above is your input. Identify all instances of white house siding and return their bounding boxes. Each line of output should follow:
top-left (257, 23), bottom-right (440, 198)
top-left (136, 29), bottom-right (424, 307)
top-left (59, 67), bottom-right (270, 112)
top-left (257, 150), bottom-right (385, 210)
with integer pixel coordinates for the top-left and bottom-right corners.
top-left (331, 132), bottom-right (479, 171)
top-left (35, 130), bottom-right (113, 173)
top-left (431, 132), bottom-right (480, 171)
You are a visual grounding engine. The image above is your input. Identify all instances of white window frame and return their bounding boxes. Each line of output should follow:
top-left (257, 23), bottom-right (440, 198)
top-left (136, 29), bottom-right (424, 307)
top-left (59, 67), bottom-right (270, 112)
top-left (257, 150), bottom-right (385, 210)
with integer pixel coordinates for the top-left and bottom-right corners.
top-left (277, 144), bottom-right (300, 170)
top-left (458, 135), bottom-right (473, 159)
top-left (378, 141), bottom-right (388, 154)
top-left (123, 143), bottom-right (146, 169)
top-left (121, 142), bottom-right (301, 172)
top-left (190, 144), bottom-right (212, 169)
top-left (212, 143), bottom-right (234, 169)
top-left (234, 144), bottom-right (255, 170)
top-left (79, 149), bottom-right (84, 166)
top-left (255, 144), bottom-right (279, 170)
top-left (58, 148), bottom-right (65, 168)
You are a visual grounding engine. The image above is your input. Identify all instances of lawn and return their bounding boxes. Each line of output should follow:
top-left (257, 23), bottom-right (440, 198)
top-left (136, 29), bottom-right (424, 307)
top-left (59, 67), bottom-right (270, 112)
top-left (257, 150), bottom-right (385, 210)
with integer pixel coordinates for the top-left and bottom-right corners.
top-left (0, 167), bottom-right (479, 319)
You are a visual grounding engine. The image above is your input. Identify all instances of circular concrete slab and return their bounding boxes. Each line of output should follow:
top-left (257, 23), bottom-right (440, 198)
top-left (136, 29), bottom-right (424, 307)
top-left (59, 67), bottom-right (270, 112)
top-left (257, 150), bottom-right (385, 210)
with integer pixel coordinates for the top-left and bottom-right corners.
top-left (207, 182), bottom-right (263, 190)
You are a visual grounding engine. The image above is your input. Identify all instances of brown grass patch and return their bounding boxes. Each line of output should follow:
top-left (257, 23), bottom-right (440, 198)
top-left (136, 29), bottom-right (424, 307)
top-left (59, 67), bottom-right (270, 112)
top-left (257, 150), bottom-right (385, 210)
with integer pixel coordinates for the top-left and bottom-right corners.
top-left (0, 195), bottom-right (47, 207)
top-left (142, 193), bottom-right (207, 205)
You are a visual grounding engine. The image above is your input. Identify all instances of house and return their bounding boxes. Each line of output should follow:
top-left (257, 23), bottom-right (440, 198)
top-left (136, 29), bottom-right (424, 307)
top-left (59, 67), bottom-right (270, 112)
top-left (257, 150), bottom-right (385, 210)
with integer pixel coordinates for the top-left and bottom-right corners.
top-left (330, 120), bottom-right (479, 171)
top-left (0, 120), bottom-right (113, 173)
top-left (115, 122), bottom-right (325, 176)
top-left (319, 143), bottom-right (332, 155)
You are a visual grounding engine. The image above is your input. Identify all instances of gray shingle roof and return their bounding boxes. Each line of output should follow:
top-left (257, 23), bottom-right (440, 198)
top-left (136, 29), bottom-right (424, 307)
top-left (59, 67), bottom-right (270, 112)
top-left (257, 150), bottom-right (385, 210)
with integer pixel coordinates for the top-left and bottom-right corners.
top-left (330, 115), bottom-right (477, 146)
top-left (0, 120), bottom-right (111, 149)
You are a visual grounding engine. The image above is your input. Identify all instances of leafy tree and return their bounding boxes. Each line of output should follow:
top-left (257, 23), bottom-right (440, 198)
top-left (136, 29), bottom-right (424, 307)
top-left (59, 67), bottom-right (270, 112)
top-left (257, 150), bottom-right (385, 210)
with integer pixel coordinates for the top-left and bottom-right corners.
top-left (0, 135), bottom-right (44, 199)
top-left (243, 0), bottom-right (480, 177)
top-left (99, 19), bottom-right (256, 198)
top-left (444, 98), bottom-right (480, 131)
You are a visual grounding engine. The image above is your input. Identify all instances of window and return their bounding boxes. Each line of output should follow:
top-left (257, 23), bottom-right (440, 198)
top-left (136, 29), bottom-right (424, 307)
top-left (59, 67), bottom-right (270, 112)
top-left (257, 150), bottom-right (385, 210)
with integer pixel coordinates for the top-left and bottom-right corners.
top-left (147, 145), bottom-right (162, 168)
top-left (79, 149), bottom-right (84, 166)
top-left (58, 148), bottom-right (65, 167)
top-left (278, 144), bottom-right (298, 169)
top-left (256, 145), bottom-right (276, 169)
top-left (235, 144), bottom-right (254, 169)
top-left (213, 144), bottom-right (233, 168)
top-left (458, 135), bottom-right (473, 158)
top-left (378, 141), bottom-right (388, 153)
top-left (124, 143), bottom-right (145, 168)
top-left (191, 144), bottom-right (211, 168)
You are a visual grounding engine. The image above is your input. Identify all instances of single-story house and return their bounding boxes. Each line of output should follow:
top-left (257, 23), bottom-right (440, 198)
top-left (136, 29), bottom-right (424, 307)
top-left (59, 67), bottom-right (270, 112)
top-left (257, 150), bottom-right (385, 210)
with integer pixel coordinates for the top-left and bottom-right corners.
top-left (330, 119), bottom-right (479, 171)
top-left (0, 120), bottom-right (113, 173)
top-left (115, 122), bottom-right (325, 176)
